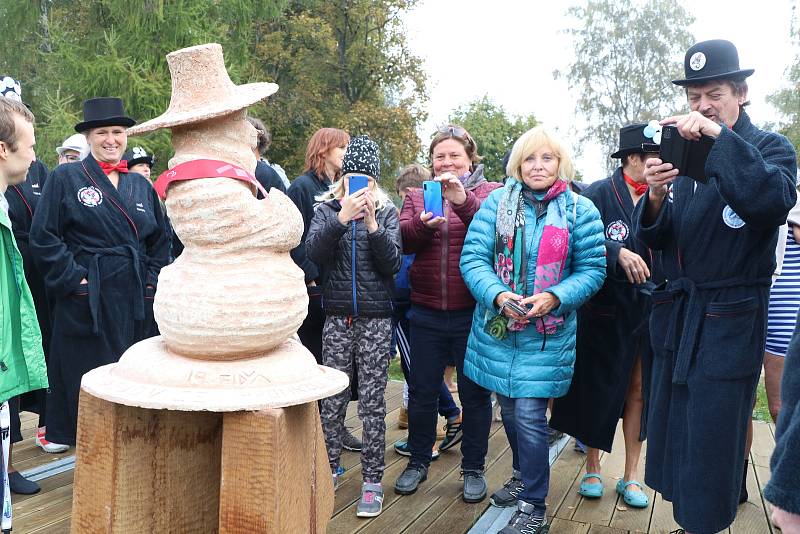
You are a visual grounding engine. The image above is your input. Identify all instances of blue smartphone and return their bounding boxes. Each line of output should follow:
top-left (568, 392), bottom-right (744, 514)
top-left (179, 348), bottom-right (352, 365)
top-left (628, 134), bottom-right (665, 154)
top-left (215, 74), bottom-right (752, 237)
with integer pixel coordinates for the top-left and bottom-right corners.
top-left (349, 174), bottom-right (369, 194)
top-left (423, 180), bottom-right (444, 218)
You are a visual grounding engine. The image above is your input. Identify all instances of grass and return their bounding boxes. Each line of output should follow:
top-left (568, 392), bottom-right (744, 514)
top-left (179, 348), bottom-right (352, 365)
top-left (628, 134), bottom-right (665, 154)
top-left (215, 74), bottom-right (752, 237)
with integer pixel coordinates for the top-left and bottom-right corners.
top-left (753, 376), bottom-right (771, 422)
top-left (388, 355), bottom-right (404, 382)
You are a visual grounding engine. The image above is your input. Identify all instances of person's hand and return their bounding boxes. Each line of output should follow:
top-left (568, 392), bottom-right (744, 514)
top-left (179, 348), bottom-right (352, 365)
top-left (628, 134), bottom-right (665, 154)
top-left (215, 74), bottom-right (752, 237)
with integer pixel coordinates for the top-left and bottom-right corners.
top-left (521, 292), bottom-right (560, 319)
top-left (436, 172), bottom-right (467, 206)
top-left (792, 224), bottom-right (800, 245)
top-left (661, 111), bottom-right (723, 140)
top-left (364, 191), bottom-right (379, 233)
top-left (771, 505), bottom-right (800, 534)
top-left (617, 248), bottom-right (651, 284)
top-left (338, 189), bottom-right (367, 224)
top-left (494, 291), bottom-right (528, 322)
top-left (420, 210), bottom-right (446, 228)
top-left (644, 157), bottom-right (678, 201)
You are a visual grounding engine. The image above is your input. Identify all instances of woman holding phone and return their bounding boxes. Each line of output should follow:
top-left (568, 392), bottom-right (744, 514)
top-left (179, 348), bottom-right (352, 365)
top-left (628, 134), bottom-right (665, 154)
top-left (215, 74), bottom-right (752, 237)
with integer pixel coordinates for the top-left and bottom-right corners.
top-left (395, 125), bottom-right (501, 503)
top-left (459, 126), bottom-right (605, 534)
top-left (306, 135), bottom-right (401, 518)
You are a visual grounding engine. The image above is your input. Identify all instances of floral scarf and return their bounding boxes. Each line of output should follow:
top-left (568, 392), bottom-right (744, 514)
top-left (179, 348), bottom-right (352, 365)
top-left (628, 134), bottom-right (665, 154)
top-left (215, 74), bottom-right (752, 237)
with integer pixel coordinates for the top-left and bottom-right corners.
top-left (487, 179), bottom-right (570, 339)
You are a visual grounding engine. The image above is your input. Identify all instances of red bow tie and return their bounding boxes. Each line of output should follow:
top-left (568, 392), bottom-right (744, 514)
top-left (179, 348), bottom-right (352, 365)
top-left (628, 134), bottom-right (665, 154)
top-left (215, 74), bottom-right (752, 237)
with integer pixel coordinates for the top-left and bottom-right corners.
top-left (97, 160), bottom-right (128, 175)
top-left (623, 173), bottom-right (648, 196)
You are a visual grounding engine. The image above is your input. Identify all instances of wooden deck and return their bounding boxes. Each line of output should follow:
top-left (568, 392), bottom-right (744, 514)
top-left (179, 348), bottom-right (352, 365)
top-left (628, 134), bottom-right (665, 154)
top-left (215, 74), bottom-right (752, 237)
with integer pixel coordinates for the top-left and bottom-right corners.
top-left (11, 380), bottom-right (779, 533)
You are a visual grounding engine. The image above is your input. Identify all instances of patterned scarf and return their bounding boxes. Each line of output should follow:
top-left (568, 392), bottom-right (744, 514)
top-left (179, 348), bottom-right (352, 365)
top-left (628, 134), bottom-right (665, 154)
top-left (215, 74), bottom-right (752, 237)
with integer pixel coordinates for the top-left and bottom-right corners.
top-left (487, 179), bottom-right (570, 339)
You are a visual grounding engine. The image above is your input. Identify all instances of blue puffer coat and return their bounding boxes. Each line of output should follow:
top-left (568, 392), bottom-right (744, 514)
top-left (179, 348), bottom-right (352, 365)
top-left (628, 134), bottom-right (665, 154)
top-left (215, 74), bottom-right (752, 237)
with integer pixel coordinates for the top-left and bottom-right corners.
top-left (460, 181), bottom-right (606, 399)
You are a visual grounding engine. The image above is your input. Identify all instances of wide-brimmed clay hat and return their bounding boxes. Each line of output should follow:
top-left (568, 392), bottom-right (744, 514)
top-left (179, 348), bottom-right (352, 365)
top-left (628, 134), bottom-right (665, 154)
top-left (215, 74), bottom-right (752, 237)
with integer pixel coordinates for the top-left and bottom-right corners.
top-left (75, 97), bottom-right (136, 132)
top-left (672, 39), bottom-right (754, 86)
top-left (127, 43), bottom-right (278, 136)
top-left (610, 123), bottom-right (661, 159)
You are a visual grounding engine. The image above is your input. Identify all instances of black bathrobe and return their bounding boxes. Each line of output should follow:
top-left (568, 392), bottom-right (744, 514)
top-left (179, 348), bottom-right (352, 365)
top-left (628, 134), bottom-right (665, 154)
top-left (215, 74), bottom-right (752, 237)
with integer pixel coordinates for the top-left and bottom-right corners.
top-left (551, 168), bottom-right (662, 452)
top-left (30, 155), bottom-right (169, 445)
top-left (633, 111), bottom-right (797, 534)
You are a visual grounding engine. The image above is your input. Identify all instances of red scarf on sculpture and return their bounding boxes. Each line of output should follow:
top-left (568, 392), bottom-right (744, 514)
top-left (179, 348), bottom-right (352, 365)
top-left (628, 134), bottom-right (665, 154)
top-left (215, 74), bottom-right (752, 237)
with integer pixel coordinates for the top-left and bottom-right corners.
top-left (97, 160), bottom-right (128, 175)
top-left (623, 173), bottom-right (647, 196)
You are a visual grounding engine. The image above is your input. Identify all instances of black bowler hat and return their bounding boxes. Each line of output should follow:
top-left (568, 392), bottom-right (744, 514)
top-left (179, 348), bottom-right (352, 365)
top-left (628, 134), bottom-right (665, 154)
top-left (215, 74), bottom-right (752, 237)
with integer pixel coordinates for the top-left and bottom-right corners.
top-left (74, 97), bottom-right (136, 132)
top-left (610, 124), bottom-right (660, 159)
top-left (672, 39), bottom-right (754, 86)
top-left (122, 146), bottom-right (154, 168)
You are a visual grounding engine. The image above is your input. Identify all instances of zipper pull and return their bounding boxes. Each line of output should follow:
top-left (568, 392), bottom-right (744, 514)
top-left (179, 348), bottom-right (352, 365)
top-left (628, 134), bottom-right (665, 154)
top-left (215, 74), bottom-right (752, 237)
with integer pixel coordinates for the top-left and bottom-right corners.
top-left (0, 361), bottom-right (7, 372)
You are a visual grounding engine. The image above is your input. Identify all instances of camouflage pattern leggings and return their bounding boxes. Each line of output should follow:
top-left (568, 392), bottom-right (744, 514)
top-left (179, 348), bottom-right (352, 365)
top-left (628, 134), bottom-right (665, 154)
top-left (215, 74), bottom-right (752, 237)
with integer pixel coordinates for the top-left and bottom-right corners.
top-left (321, 315), bottom-right (391, 483)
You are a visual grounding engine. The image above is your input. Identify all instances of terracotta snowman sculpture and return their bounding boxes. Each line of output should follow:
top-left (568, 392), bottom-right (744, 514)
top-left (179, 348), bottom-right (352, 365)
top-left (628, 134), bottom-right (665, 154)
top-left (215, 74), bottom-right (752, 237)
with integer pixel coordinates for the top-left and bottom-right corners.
top-left (71, 43), bottom-right (348, 533)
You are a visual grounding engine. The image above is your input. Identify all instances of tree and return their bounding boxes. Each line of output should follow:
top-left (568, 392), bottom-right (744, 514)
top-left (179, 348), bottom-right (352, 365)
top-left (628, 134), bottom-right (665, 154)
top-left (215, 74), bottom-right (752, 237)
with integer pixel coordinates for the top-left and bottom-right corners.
top-left (0, 0), bottom-right (427, 188)
top-left (447, 96), bottom-right (538, 181)
top-left (768, 2), bottom-right (800, 159)
top-left (558, 0), bottom-right (694, 172)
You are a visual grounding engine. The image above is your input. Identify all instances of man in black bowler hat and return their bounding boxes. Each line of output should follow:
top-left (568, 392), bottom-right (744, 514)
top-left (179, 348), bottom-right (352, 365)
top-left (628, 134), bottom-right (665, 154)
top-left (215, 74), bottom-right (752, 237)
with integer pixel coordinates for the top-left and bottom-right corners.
top-left (633, 39), bottom-right (797, 534)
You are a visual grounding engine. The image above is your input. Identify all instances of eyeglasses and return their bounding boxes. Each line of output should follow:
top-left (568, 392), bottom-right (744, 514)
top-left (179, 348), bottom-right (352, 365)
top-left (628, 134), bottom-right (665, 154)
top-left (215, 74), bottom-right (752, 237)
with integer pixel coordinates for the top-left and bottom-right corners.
top-left (62, 154), bottom-right (80, 162)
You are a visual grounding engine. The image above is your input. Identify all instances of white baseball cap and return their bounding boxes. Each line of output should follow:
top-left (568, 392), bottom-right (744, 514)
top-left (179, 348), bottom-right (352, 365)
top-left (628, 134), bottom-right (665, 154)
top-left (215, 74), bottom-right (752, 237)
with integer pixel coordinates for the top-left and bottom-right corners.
top-left (56, 133), bottom-right (89, 159)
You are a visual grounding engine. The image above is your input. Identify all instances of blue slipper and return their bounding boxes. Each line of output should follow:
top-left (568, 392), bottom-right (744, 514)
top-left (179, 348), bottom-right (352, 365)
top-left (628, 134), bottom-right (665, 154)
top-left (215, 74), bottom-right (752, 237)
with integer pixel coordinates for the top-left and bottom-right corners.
top-left (616, 479), bottom-right (649, 508)
top-left (578, 473), bottom-right (603, 498)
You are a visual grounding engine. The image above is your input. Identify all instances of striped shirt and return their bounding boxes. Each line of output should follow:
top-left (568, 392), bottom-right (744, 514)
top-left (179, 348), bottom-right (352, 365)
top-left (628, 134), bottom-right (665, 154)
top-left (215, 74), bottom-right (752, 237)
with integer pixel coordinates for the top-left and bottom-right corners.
top-left (766, 227), bottom-right (800, 357)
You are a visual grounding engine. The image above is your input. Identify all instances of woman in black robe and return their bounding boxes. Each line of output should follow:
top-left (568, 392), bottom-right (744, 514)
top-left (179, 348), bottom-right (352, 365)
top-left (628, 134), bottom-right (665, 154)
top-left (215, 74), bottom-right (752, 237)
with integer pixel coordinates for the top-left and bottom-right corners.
top-left (551, 124), bottom-right (662, 508)
top-left (30, 98), bottom-right (169, 446)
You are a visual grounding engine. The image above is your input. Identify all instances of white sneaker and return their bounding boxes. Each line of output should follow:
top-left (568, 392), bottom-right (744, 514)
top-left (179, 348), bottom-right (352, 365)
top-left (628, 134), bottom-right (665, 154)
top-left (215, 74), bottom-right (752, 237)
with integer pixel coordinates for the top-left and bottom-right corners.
top-left (35, 430), bottom-right (69, 453)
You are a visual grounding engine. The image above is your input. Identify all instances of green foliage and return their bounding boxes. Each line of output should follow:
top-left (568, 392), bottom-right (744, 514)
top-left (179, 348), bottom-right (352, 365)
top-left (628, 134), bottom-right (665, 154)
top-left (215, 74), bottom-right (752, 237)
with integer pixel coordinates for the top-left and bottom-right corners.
top-left (0, 0), bottom-right (427, 188)
top-left (768, 7), bottom-right (800, 160)
top-left (447, 96), bottom-right (538, 181)
top-left (558, 0), bottom-right (694, 174)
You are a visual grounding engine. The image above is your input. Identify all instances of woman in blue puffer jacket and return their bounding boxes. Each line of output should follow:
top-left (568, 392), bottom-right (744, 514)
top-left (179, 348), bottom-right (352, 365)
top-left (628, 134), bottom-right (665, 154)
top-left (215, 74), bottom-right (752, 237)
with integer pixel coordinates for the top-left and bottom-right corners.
top-left (460, 126), bottom-right (606, 534)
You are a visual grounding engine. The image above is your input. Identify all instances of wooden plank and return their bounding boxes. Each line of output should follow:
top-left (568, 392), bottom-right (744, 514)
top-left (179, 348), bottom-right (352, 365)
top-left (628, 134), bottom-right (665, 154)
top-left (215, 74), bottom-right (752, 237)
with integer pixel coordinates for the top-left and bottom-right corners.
top-left (12, 491), bottom-right (73, 533)
top-left (31, 516), bottom-right (71, 534)
top-left (12, 483), bottom-right (73, 519)
top-left (647, 494), bottom-right (681, 534)
top-left (548, 516), bottom-right (591, 533)
top-left (753, 462), bottom-right (775, 533)
top-left (587, 524), bottom-right (629, 533)
top-left (750, 421), bottom-right (775, 469)
top-left (546, 437), bottom-right (588, 521)
top-left (729, 460), bottom-right (772, 534)
top-left (13, 469), bottom-right (73, 505)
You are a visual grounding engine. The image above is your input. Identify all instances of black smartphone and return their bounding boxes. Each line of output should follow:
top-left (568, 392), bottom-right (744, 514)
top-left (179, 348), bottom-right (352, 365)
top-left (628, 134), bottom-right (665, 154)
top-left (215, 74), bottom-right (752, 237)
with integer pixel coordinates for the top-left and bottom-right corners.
top-left (659, 125), bottom-right (715, 184)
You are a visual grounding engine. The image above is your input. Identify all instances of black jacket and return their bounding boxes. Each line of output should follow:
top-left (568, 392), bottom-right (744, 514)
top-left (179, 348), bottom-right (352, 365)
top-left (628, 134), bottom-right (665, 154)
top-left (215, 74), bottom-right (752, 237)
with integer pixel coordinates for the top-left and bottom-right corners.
top-left (306, 199), bottom-right (401, 317)
top-left (255, 160), bottom-right (286, 197)
top-left (287, 171), bottom-right (331, 283)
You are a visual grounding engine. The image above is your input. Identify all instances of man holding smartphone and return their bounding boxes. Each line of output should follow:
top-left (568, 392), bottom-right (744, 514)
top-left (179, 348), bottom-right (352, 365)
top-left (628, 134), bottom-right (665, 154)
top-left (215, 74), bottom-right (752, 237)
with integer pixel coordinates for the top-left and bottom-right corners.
top-left (634, 40), bottom-right (797, 534)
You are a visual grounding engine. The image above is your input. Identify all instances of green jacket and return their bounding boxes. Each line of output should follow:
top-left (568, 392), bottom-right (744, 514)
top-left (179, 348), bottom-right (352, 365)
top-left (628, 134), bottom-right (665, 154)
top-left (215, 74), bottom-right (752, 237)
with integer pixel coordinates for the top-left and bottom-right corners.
top-left (0, 205), bottom-right (47, 401)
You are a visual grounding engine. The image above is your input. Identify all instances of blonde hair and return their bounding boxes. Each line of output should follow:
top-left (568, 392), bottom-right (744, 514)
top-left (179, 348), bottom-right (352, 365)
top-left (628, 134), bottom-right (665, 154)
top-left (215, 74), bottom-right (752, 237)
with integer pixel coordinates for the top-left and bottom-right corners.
top-left (506, 126), bottom-right (575, 184)
top-left (315, 175), bottom-right (393, 210)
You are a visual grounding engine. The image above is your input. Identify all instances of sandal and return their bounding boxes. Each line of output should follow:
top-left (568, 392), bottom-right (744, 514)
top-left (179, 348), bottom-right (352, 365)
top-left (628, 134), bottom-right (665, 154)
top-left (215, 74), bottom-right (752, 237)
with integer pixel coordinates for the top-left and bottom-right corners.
top-left (616, 479), bottom-right (649, 508)
top-left (578, 473), bottom-right (603, 498)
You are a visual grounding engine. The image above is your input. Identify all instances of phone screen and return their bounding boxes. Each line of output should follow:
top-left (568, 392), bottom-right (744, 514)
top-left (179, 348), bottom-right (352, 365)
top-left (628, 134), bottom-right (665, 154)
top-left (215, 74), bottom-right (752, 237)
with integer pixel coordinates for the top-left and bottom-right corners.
top-left (423, 180), bottom-right (444, 218)
top-left (349, 175), bottom-right (369, 194)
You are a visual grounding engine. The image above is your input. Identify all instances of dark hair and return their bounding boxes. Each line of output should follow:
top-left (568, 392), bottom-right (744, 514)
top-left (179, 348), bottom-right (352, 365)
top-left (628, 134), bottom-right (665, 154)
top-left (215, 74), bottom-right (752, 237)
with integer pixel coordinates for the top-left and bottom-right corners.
top-left (684, 77), bottom-right (750, 108)
top-left (247, 116), bottom-right (272, 157)
top-left (0, 98), bottom-right (34, 152)
top-left (395, 163), bottom-right (431, 193)
top-left (428, 124), bottom-right (481, 172)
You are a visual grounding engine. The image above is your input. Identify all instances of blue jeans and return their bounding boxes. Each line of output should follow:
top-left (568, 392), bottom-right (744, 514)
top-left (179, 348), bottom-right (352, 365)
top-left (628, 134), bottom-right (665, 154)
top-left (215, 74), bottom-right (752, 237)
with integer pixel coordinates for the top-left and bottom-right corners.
top-left (497, 395), bottom-right (549, 510)
top-left (407, 305), bottom-right (492, 469)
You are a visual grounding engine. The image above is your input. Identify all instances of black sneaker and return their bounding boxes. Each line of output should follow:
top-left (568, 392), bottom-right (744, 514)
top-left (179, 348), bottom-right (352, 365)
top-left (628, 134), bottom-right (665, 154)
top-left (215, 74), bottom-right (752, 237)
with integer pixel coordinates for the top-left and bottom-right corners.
top-left (394, 464), bottom-right (428, 495)
top-left (499, 500), bottom-right (548, 534)
top-left (546, 424), bottom-right (564, 446)
top-left (462, 469), bottom-right (488, 503)
top-left (490, 473), bottom-right (525, 507)
top-left (342, 431), bottom-right (363, 452)
top-left (8, 471), bottom-right (40, 495)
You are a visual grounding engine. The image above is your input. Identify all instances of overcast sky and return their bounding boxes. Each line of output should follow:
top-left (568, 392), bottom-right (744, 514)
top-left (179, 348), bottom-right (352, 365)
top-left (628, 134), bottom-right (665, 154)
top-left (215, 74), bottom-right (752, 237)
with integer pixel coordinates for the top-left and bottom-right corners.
top-left (404, 0), bottom-right (797, 181)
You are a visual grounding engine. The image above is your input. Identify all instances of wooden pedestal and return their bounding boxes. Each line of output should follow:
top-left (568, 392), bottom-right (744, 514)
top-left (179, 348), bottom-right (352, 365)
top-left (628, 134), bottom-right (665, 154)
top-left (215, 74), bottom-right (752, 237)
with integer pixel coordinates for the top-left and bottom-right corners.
top-left (71, 390), bottom-right (333, 533)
